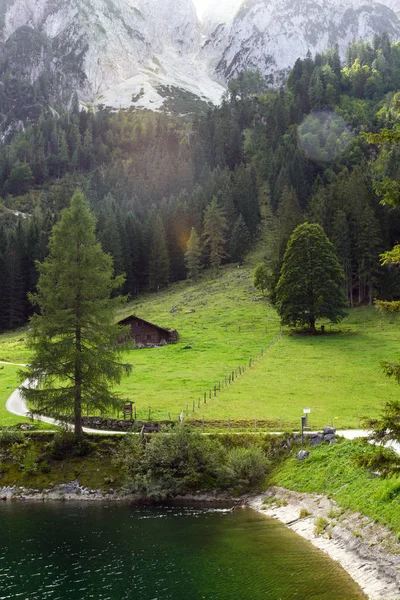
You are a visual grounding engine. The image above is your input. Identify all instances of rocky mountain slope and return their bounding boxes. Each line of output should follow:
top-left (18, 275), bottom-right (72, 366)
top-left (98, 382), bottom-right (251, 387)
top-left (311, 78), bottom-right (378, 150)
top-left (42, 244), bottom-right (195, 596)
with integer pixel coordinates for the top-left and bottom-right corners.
top-left (202, 0), bottom-right (400, 85)
top-left (0, 0), bottom-right (400, 118)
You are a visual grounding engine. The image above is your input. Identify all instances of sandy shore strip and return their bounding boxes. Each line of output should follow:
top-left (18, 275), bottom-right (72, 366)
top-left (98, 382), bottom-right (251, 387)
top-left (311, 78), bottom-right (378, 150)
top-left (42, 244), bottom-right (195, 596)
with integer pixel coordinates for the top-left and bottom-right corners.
top-left (250, 486), bottom-right (400, 600)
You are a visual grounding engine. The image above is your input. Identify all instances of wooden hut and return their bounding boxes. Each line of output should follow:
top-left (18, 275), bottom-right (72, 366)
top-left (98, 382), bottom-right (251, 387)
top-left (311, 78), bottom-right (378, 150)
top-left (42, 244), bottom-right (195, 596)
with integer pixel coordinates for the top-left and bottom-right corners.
top-left (118, 315), bottom-right (178, 347)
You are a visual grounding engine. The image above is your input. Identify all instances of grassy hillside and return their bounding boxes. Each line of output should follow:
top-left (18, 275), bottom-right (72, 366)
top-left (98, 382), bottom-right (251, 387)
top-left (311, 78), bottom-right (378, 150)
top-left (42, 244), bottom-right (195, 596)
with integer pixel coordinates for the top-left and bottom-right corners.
top-left (116, 264), bottom-right (280, 421)
top-left (0, 261), bottom-right (399, 430)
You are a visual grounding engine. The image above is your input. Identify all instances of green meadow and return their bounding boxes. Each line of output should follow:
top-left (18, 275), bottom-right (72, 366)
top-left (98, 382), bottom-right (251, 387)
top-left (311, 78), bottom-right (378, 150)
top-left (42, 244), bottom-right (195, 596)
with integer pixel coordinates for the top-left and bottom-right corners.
top-left (0, 262), bottom-right (399, 430)
top-left (197, 307), bottom-right (399, 429)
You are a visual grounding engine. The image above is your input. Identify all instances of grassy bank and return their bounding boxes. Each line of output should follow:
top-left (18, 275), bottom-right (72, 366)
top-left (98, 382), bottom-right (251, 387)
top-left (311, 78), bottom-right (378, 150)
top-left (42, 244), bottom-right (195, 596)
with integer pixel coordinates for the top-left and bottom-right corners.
top-left (0, 433), bottom-right (123, 491)
top-left (0, 429), bottom-right (276, 496)
top-left (270, 438), bottom-right (400, 533)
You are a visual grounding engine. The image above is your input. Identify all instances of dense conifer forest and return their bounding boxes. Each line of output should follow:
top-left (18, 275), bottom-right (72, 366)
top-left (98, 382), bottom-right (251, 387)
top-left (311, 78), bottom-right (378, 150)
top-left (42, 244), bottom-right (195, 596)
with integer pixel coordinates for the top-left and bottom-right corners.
top-left (2, 33), bottom-right (400, 331)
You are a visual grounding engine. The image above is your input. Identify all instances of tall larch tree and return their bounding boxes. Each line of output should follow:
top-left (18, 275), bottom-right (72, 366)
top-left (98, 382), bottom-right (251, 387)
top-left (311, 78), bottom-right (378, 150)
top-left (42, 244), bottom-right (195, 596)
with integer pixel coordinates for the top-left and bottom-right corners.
top-left (21, 189), bottom-right (131, 437)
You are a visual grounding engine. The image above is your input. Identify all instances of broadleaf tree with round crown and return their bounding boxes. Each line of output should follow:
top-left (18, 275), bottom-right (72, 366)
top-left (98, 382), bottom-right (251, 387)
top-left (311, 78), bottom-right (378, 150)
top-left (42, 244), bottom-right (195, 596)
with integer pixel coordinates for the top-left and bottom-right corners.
top-left (275, 222), bottom-right (348, 334)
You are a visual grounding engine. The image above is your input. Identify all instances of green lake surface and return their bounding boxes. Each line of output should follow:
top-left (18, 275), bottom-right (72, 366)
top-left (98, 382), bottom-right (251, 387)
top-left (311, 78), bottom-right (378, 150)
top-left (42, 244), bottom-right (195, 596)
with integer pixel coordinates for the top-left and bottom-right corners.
top-left (0, 504), bottom-right (366, 600)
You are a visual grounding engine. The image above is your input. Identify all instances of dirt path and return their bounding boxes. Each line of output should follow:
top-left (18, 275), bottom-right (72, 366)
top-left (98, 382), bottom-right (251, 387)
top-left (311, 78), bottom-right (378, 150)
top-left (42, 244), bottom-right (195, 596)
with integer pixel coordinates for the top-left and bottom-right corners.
top-left (5, 382), bottom-right (126, 435)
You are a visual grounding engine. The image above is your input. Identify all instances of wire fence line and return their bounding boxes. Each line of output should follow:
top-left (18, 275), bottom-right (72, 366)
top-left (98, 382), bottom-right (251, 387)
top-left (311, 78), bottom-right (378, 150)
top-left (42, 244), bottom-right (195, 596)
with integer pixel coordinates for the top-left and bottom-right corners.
top-left (185, 330), bottom-right (283, 417)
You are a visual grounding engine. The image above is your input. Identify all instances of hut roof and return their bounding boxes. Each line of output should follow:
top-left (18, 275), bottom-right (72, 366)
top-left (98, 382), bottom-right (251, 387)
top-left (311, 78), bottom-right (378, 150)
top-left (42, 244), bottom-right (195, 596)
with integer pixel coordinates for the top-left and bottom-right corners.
top-left (118, 314), bottom-right (173, 334)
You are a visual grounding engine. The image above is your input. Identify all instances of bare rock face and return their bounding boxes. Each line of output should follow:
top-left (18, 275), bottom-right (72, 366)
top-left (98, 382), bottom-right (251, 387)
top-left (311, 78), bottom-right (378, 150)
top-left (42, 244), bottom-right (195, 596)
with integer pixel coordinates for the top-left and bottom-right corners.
top-left (201, 0), bottom-right (400, 85)
top-left (0, 0), bottom-right (400, 117)
top-left (0, 0), bottom-right (224, 112)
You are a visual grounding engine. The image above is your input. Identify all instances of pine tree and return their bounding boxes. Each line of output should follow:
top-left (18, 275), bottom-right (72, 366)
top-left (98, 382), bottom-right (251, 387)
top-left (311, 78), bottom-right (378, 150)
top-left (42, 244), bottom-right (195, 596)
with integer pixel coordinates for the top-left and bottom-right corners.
top-left (229, 214), bottom-right (250, 262)
top-left (148, 214), bottom-right (170, 291)
top-left (232, 164), bottom-right (260, 236)
top-left (185, 227), bottom-right (202, 280)
top-left (97, 194), bottom-right (125, 276)
top-left (276, 186), bottom-right (303, 254)
top-left (275, 223), bottom-right (348, 334)
top-left (203, 198), bottom-right (227, 275)
top-left (21, 190), bottom-right (131, 437)
top-left (254, 263), bottom-right (269, 295)
top-left (356, 203), bottom-right (381, 305)
top-left (124, 213), bottom-right (141, 296)
top-left (331, 209), bottom-right (353, 306)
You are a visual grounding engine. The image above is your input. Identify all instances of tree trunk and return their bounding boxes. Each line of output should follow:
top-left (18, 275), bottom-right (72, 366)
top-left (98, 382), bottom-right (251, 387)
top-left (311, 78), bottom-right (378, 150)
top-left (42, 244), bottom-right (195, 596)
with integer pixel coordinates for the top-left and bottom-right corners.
top-left (74, 319), bottom-right (83, 437)
top-left (309, 317), bottom-right (317, 335)
top-left (74, 395), bottom-right (83, 437)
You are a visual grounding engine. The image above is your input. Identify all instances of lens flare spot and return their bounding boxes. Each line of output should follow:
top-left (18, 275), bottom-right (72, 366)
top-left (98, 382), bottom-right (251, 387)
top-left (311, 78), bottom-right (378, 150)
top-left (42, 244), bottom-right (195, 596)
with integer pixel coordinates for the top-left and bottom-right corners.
top-left (298, 111), bottom-right (354, 162)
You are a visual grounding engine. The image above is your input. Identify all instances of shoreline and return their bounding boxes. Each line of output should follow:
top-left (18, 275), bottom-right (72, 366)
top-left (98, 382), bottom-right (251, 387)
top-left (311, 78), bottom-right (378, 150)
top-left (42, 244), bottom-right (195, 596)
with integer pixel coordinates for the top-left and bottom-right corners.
top-left (250, 487), bottom-right (400, 600)
top-left (1, 484), bottom-right (399, 600)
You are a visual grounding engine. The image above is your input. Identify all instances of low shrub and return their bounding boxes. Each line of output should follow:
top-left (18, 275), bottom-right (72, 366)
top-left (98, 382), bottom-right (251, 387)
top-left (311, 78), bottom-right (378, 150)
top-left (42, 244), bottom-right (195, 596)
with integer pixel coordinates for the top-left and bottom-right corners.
top-left (0, 428), bottom-right (24, 445)
top-left (262, 496), bottom-right (288, 507)
top-left (47, 431), bottom-right (94, 460)
top-left (217, 446), bottom-right (269, 493)
top-left (314, 516), bottom-right (328, 536)
top-left (327, 506), bottom-right (344, 519)
top-left (10, 440), bottom-right (38, 474)
top-left (299, 507), bottom-right (311, 519)
top-left (113, 425), bottom-right (269, 499)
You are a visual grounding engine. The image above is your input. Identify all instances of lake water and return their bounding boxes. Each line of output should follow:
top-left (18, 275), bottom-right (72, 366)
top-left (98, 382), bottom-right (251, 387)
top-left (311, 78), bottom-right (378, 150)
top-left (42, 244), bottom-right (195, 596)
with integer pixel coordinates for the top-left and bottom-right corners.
top-left (0, 504), bottom-right (366, 600)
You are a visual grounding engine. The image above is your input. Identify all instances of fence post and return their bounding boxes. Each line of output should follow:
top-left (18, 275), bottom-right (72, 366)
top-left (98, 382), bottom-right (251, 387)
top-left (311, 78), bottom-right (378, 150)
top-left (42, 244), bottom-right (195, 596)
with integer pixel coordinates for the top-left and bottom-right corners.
top-left (214, 386), bottom-right (216, 397)
top-left (168, 412), bottom-right (171, 420)
top-left (204, 392), bottom-right (206, 404)
top-left (218, 381), bottom-right (221, 391)
top-left (209, 389), bottom-right (212, 399)
top-left (232, 370), bottom-right (234, 381)
top-left (148, 407), bottom-right (151, 421)
top-left (198, 397), bottom-right (200, 409)
top-left (134, 406), bottom-right (137, 420)
top-left (186, 404), bottom-right (189, 417)
top-left (193, 400), bottom-right (195, 413)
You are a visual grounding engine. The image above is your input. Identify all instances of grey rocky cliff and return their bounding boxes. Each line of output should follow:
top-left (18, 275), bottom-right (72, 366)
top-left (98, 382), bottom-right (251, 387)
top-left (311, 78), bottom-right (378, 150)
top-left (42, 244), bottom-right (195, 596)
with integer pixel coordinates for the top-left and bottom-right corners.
top-left (0, 0), bottom-right (400, 113)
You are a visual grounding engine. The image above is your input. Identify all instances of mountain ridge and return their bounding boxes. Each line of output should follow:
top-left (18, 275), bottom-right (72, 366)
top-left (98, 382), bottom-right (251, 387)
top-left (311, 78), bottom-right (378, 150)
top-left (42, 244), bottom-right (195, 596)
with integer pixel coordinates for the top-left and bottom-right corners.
top-left (1, 0), bottom-right (400, 117)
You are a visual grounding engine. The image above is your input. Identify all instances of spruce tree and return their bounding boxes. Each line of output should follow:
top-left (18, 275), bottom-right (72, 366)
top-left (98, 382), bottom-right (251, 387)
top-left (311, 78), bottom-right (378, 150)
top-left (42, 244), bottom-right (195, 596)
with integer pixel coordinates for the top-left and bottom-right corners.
top-left (203, 198), bottom-right (227, 275)
top-left (185, 227), bottom-right (202, 280)
top-left (275, 223), bottom-right (348, 334)
top-left (21, 190), bottom-right (131, 437)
